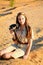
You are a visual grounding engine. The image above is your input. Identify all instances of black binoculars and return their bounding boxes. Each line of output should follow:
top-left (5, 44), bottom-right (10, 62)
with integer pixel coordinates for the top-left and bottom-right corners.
top-left (9, 24), bottom-right (16, 32)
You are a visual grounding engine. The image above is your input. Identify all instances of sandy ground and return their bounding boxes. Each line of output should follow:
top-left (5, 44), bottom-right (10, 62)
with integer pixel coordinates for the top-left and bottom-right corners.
top-left (0, 0), bottom-right (43, 65)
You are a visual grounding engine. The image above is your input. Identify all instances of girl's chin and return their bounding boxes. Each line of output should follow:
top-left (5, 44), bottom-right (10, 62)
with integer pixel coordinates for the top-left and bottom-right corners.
top-left (20, 24), bottom-right (24, 26)
top-left (20, 23), bottom-right (25, 25)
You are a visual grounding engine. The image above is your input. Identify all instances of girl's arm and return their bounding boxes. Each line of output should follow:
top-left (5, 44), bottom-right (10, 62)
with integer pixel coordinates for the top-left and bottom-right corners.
top-left (23, 29), bottom-right (34, 59)
top-left (25, 29), bottom-right (34, 56)
top-left (9, 29), bottom-right (17, 43)
top-left (23, 39), bottom-right (32, 59)
top-left (26, 39), bottom-right (32, 55)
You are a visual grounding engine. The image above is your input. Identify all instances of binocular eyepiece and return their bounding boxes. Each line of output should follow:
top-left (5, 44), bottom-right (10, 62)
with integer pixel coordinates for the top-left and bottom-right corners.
top-left (9, 24), bottom-right (16, 30)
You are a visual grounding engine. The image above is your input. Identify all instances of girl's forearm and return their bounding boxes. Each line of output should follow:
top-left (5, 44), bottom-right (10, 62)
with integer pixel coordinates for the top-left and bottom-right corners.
top-left (25, 39), bottom-right (32, 56)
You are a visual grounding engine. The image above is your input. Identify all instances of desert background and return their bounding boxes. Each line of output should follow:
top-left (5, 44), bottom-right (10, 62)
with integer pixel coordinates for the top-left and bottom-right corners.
top-left (0, 0), bottom-right (43, 65)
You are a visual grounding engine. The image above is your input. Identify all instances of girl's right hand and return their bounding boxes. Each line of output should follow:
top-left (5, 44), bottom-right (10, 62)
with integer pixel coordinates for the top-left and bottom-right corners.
top-left (10, 29), bottom-right (14, 36)
top-left (10, 29), bottom-right (14, 34)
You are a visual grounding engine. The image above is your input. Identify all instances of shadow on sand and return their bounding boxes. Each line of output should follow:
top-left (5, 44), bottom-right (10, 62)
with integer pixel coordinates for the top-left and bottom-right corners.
top-left (0, 36), bottom-right (43, 61)
top-left (31, 36), bottom-right (43, 51)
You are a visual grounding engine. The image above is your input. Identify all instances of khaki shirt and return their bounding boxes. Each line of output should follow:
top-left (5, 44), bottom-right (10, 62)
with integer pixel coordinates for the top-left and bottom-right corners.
top-left (15, 26), bottom-right (28, 43)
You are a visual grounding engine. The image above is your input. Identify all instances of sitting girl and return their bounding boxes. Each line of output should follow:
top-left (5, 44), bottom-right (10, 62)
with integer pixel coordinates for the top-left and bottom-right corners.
top-left (0, 12), bottom-right (34, 59)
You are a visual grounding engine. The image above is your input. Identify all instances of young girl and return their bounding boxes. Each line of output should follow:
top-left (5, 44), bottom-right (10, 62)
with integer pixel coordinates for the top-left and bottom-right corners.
top-left (0, 12), bottom-right (33, 59)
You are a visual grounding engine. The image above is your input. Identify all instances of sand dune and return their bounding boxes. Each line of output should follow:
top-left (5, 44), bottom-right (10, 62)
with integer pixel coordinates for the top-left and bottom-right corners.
top-left (0, 0), bottom-right (43, 65)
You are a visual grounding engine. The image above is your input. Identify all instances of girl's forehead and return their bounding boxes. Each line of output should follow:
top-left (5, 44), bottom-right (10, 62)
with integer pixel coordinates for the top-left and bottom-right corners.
top-left (18, 15), bottom-right (25, 18)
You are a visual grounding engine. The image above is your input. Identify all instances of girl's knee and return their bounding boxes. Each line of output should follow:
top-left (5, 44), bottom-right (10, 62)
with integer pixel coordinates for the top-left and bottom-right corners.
top-left (0, 49), bottom-right (6, 56)
top-left (2, 54), bottom-right (11, 59)
top-left (0, 50), bottom-right (3, 56)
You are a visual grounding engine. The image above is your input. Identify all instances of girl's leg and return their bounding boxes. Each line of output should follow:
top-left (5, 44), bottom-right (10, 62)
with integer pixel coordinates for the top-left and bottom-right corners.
top-left (2, 48), bottom-right (25, 59)
top-left (2, 52), bottom-right (14, 59)
top-left (11, 48), bottom-right (25, 59)
top-left (11, 44), bottom-right (27, 59)
top-left (0, 44), bottom-right (16, 57)
top-left (2, 45), bottom-right (26, 59)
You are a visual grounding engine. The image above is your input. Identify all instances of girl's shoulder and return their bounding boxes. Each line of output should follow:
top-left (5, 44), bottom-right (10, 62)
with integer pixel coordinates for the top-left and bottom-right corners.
top-left (27, 25), bottom-right (34, 39)
top-left (27, 25), bottom-right (31, 31)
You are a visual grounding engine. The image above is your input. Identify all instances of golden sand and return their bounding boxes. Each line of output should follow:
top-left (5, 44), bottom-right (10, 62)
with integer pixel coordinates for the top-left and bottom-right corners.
top-left (0, 0), bottom-right (43, 65)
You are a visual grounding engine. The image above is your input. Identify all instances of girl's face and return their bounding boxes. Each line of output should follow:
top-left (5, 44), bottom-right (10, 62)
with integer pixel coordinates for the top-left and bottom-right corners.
top-left (18, 15), bottom-right (25, 25)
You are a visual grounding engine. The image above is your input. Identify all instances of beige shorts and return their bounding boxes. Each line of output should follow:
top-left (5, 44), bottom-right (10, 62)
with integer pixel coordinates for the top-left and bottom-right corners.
top-left (4, 43), bottom-right (27, 59)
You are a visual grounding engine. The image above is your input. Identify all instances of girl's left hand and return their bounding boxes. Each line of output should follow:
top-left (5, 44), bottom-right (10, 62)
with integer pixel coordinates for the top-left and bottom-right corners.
top-left (23, 55), bottom-right (28, 59)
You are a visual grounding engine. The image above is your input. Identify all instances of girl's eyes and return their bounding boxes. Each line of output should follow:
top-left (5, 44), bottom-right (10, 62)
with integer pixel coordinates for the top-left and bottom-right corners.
top-left (18, 19), bottom-right (21, 21)
top-left (18, 18), bottom-right (24, 20)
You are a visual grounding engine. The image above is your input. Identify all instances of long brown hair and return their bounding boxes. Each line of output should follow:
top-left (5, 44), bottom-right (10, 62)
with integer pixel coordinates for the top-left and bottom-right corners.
top-left (16, 12), bottom-right (32, 40)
